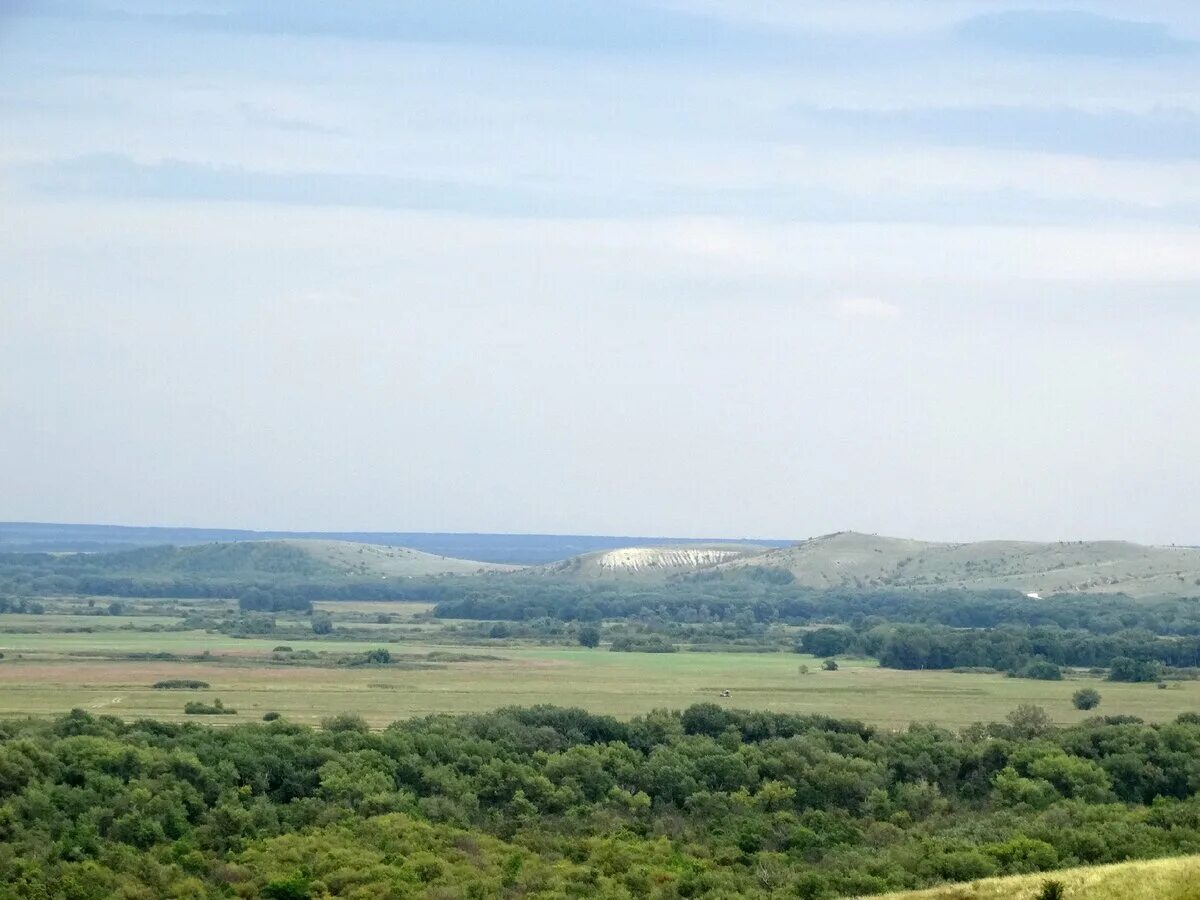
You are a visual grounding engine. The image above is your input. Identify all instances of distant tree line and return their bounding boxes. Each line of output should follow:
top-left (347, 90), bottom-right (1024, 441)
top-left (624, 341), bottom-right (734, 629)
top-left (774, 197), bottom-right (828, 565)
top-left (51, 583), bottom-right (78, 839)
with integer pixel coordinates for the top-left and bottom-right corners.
top-left (801, 624), bottom-right (1200, 675)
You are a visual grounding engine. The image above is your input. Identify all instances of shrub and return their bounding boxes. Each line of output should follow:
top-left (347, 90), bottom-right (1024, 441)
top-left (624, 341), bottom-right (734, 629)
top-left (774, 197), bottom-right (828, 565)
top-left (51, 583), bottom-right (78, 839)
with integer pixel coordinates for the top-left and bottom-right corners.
top-left (322, 712), bottom-right (369, 733)
top-left (1015, 660), bottom-right (1063, 681)
top-left (262, 874), bottom-right (312, 900)
top-left (262, 711), bottom-right (281, 722)
top-left (1038, 880), bottom-right (1066, 900)
top-left (609, 636), bottom-right (677, 653)
top-left (152, 679), bottom-right (210, 690)
top-left (184, 699), bottom-right (235, 715)
top-left (578, 624), bottom-right (601, 648)
top-left (273, 645), bottom-right (293, 652)
top-left (822, 658), bottom-right (839, 671)
top-left (1072, 688), bottom-right (1101, 710)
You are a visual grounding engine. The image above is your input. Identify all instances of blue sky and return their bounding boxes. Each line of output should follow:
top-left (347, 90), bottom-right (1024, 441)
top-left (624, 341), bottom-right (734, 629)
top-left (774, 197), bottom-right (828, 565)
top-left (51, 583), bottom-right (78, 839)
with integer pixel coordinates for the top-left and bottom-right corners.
top-left (2, 1), bottom-right (1200, 542)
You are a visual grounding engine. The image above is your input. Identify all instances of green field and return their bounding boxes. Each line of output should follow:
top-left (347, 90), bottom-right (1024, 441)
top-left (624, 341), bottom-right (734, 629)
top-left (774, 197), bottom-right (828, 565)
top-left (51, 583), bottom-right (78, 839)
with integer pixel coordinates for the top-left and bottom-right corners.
top-left (2, 623), bottom-right (1198, 728)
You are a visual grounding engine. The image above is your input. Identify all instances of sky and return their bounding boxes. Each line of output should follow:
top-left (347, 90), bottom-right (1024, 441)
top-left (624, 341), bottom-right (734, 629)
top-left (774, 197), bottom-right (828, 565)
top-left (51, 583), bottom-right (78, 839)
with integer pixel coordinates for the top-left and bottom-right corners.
top-left (2, 1), bottom-right (1199, 544)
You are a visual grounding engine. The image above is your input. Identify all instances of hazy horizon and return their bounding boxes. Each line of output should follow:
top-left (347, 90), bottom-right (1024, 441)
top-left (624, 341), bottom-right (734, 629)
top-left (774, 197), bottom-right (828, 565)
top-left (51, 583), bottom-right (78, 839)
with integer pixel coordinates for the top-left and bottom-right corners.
top-left (4, 2), bottom-right (1200, 545)
top-left (6, 518), bottom-right (1199, 551)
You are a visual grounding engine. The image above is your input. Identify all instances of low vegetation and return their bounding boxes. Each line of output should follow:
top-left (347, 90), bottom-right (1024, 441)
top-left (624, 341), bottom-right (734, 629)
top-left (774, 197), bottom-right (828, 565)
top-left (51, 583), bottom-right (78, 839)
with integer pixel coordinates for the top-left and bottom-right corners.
top-left (183, 697), bottom-right (235, 715)
top-left (151, 679), bottom-right (210, 690)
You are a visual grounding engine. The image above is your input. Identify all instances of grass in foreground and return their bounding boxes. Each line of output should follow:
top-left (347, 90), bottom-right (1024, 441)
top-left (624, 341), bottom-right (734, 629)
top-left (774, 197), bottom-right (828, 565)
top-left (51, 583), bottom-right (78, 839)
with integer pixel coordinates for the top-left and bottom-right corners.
top-left (863, 855), bottom-right (1200, 900)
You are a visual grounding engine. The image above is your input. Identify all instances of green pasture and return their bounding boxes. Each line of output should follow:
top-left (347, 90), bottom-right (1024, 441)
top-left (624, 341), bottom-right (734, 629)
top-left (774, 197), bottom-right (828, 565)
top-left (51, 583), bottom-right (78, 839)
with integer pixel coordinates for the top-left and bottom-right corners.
top-left (1, 626), bottom-right (1197, 728)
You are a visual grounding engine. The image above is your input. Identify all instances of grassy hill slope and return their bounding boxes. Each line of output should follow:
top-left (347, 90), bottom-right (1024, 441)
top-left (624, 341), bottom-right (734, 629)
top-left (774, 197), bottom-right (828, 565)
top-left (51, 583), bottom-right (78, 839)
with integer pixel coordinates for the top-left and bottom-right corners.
top-left (40, 539), bottom-right (516, 580)
top-left (282, 539), bottom-right (520, 576)
top-left (721, 532), bottom-right (1200, 598)
top-left (861, 855), bottom-right (1200, 900)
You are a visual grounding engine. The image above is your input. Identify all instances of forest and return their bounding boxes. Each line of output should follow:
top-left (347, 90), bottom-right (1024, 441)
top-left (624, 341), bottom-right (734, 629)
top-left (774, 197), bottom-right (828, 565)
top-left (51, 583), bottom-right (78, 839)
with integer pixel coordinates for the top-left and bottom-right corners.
top-left (6, 704), bottom-right (1200, 898)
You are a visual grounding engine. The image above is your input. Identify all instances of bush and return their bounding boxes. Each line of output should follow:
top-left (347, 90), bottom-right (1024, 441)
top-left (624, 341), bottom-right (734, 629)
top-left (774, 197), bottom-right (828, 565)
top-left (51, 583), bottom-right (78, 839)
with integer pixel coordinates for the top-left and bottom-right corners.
top-left (322, 712), bottom-right (369, 733)
top-left (311, 612), bottom-right (334, 635)
top-left (273, 645), bottom-right (293, 652)
top-left (262, 874), bottom-right (312, 900)
top-left (152, 680), bottom-right (210, 690)
top-left (184, 699), bottom-right (235, 715)
top-left (609, 636), bottom-right (677, 653)
top-left (578, 624), bottom-right (601, 648)
top-left (262, 711), bottom-right (281, 722)
top-left (1072, 688), bottom-right (1101, 710)
top-left (1038, 880), bottom-right (1066, 900)
top-left (822, 658), bottom-right (839, 671)
top-left (1015, 659), bottom-right (1062, 681)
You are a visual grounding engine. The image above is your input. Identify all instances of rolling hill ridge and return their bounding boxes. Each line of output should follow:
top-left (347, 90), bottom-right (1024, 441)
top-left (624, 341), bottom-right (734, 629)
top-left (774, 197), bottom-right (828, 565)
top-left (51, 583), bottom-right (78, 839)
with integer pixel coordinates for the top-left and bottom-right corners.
top-left (717, 531), bottom-right (1200, 598)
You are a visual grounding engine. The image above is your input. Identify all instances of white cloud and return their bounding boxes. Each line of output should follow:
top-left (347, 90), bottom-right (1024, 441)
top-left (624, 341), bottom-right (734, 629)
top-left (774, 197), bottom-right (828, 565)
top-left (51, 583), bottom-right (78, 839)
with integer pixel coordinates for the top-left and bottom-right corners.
top-left (833, 297), bottom-right (902, 319)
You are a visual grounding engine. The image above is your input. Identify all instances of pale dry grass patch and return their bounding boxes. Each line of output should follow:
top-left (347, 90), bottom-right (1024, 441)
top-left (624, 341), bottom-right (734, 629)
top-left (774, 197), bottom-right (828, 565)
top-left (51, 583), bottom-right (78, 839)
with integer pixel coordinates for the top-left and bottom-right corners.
top-left (860, 855), bottom-right (1200, 900)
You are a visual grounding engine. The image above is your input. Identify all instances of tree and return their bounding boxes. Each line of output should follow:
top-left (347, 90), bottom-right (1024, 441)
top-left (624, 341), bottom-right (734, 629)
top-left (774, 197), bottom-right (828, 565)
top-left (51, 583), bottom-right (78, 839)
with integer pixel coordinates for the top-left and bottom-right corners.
top-left (822, 658), bottom-right (839, 671)
top-left (578, 624), bottom-right (601, 648)
top-left (800, 627), bottom-right (857, 657)
top-left (1007, 704), bottom-right (1052, 738)
top-left (311, 612), bottom-right (334, 635)
top-left (1073, 687), bottom-right (1101, 710)
top-left (1108, 657), bottom-right (1161, 683)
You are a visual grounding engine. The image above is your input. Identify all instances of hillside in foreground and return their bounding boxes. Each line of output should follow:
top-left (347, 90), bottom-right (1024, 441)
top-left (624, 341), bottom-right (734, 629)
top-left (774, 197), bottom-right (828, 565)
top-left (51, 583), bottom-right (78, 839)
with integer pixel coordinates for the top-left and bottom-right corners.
top-left (720, 531), bottom-right (1200, 598)
top-left (862, 855), bottom-right (1200, 900)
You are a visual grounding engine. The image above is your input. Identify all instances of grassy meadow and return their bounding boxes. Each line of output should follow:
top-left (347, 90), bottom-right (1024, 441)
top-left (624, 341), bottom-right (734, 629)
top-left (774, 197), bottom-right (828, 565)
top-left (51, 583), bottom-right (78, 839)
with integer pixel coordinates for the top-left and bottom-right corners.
top-left (1, 598), bottom-right (1198, 728)
top-left (866, 855), bottom-right (1200, 899)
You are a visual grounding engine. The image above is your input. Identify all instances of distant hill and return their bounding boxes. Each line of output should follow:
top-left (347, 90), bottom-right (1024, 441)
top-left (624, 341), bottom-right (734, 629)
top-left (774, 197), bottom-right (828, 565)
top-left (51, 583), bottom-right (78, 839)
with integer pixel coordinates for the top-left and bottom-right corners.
top-left (720, 531), bottom-right (1200, 598)
top-left (534, 543), bottom-right (769, 577)
top-left (24, 539), bottom-right (515, 580)
top-left (0, 522), bottom-right (792, 565)
top-left (863, 854), bottom-right (1200, 899)
top-left (278, 540), bottom-right (518, 577)
top-left (5, 523), bottom-right (1199, 597)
